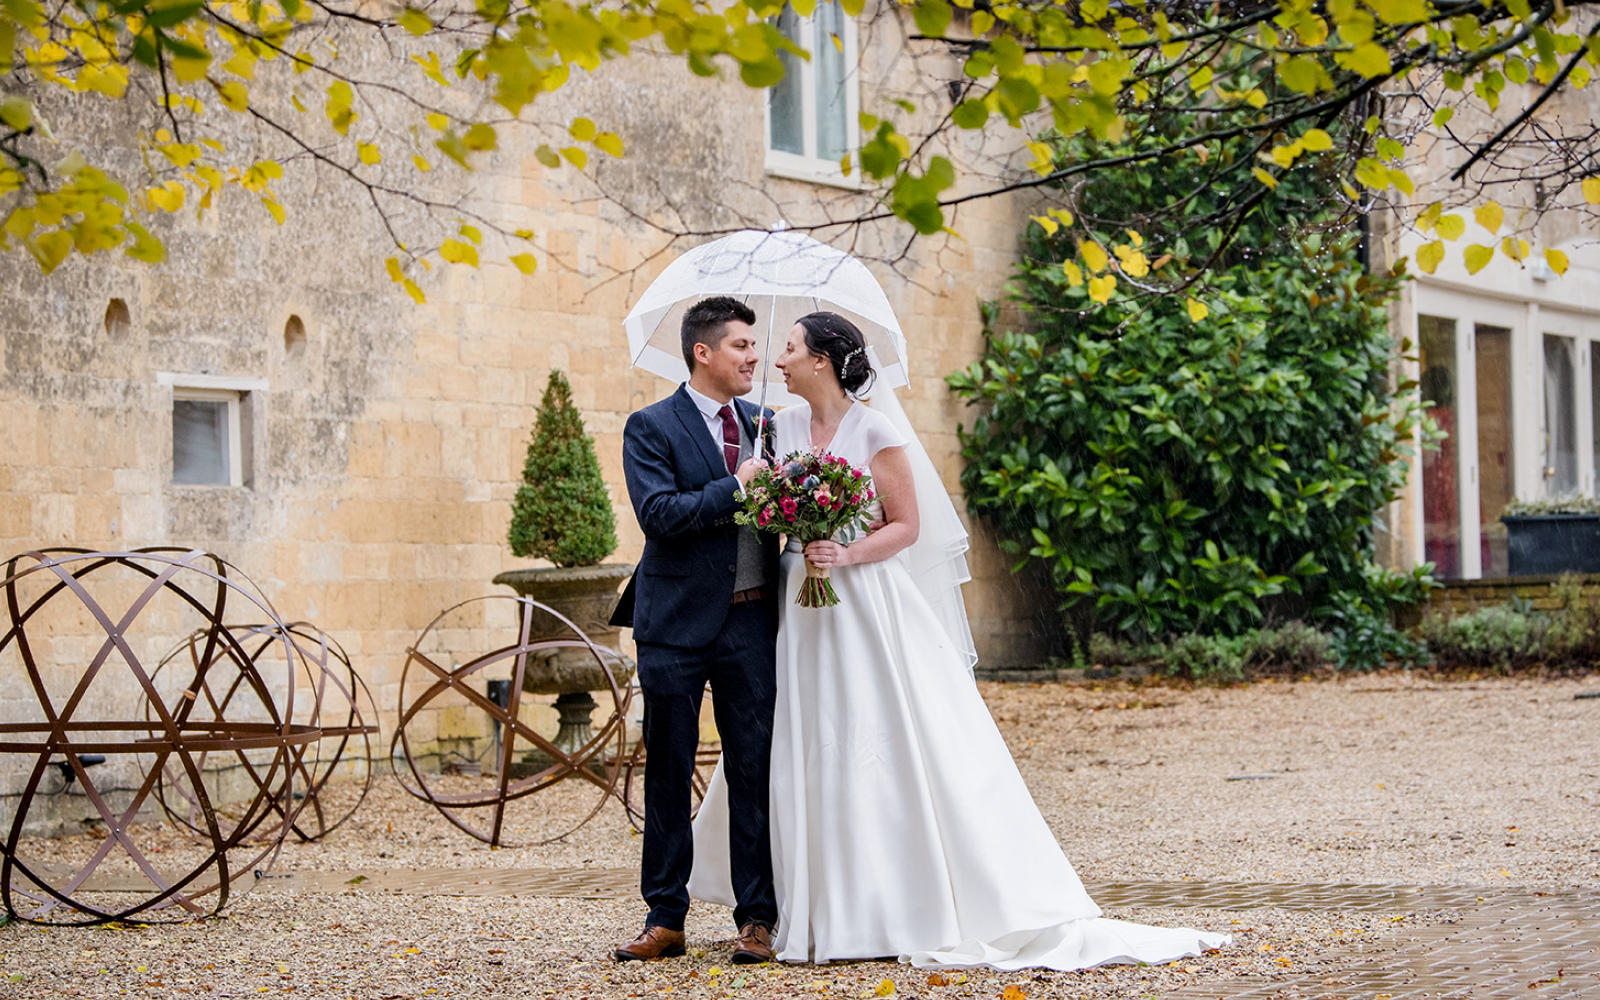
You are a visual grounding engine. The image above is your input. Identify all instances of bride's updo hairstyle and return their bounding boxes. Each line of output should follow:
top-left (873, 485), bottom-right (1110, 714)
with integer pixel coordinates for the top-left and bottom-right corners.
top-left (796, 311), bottom-right (877, 397)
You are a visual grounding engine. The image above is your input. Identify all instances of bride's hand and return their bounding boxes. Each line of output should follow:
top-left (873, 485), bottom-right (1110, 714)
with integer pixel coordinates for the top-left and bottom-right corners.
top-left (803, 540), bottom-right (850, 569)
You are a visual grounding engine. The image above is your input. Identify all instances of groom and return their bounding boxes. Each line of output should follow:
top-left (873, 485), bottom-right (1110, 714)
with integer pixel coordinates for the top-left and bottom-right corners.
top-left (611, 296), bottom-right (781, 964)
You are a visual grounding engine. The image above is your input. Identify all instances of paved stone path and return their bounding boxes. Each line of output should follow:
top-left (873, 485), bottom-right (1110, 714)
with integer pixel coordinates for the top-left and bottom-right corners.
top-left (247, 867), bottom-right (1600, 998)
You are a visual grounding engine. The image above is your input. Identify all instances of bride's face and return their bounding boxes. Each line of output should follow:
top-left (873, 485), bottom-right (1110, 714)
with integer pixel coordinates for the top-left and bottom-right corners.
top-left (775, 324), bottom-right (832, 396)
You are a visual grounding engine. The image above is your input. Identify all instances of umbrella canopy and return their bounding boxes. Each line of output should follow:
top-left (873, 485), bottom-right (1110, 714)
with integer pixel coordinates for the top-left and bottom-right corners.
top-left (623, 230), bottom-right (908, 407)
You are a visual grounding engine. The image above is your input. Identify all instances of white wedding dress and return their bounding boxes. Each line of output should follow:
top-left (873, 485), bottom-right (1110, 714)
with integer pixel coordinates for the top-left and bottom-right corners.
top-left (687, 401), bottom-right (1228, 969)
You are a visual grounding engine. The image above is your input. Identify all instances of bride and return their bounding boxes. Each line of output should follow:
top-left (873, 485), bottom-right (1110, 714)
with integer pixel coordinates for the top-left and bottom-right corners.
top-left (687, 311), bottom-right (1229, 970)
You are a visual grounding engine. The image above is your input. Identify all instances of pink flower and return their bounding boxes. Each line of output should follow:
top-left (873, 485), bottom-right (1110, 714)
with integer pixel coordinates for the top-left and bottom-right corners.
top-left (757, 505), bottom-right (774, 527)
top-left (851, 469), bottom-right (863, 479)
top-left (815, 489), bottom-right (833, 506)
top-left (849, 493), bottom-right (861, 505)
top-left (779, 497), bottom-right (799, 516)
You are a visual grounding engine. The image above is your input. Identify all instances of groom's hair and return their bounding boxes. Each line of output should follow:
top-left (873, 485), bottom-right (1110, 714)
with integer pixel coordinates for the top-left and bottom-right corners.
top-left (682, 296), bottom-right (757, 370)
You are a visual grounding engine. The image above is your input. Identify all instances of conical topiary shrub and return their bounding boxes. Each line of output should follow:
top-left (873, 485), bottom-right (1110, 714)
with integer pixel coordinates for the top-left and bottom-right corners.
top-left (508, 370), bottom-right (618, 567)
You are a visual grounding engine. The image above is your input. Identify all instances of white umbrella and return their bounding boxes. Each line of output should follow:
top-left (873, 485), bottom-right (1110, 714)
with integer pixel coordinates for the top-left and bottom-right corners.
top-left (623, 230), bottom-right (909, 409)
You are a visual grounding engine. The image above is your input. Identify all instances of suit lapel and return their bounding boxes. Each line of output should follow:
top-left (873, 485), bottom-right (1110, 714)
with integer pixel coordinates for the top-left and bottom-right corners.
top-left (671, 386), bottom-right (726, 481)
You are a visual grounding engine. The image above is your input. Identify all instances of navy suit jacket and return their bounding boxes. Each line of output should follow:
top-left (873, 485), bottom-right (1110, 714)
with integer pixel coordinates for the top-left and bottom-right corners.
top-left (612, 385), bottom-right (779, 649)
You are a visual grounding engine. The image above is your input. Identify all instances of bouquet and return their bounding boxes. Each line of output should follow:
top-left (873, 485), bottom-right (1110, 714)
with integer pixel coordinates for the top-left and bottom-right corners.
top-left (735, 450), bottom-right (875, 607)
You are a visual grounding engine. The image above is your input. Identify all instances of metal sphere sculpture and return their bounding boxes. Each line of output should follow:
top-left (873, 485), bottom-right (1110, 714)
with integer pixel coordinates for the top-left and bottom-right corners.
top-left (0, 548), bottom-right (320, 925)
top-left (392, 595), bottom-right (631, 846)
top-left (150, 622), bottom-right (379, 845)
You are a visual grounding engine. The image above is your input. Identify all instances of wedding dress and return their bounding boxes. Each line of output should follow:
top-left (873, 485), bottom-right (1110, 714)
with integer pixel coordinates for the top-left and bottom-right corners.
top-left (687, 401), bottom-right (1228, 969)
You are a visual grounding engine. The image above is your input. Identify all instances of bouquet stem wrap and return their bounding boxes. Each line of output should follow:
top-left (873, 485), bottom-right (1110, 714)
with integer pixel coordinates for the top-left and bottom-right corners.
top-left (799, 559), bottom-right (840, 608)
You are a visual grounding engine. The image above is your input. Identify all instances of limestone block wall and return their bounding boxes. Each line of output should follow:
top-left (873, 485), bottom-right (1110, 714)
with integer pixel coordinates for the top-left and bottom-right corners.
top-left (0, 3), bottom-right (1056, 823)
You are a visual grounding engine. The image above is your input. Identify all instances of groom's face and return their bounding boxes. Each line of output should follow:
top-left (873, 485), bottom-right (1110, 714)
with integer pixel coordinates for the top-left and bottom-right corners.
top-left (694, 320), bottom-right (760, 399)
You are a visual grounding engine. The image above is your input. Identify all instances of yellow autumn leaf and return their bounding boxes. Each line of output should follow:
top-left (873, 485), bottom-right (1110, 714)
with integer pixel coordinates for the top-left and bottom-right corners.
top-left (1186, 297), bottom-right (1208, 322)
top-left (1435, 214), bottom-right (1465, 240)
top-left (1251, 167), bottom-right (1278, 189)
top-left (509, 253), bottom-right (537, 274)
top-left (1079, 240), bottom-right (1109, 273)
top-left (213, 78), bottom-right (248, 112)
top-left (1474, 201), bottom-right (1503, 233)
top-left (1087, 273), bottom-right (1117, 303)
top-left (412, 155), bottom-right (431, 172)
top-left (594, 132), bottom-right (624, 157)
top-left (1582, 176), bottom-right (1600, 204)
top-left (1114, 244), bottom-right (1150, 277)
top-left (1061, 260), bottom-right (1083, 286)
top-left (1026, 140), bottom-right (1053, 176)
top-left (440, 239), bottom-right (479, 266)
top-left (1545, 248), bottom-right (1570, 275)
top-left (1463, 243), bottom-right (1494, 274)
top-left (1416, 240), bottom-right (1445, 274)
top-left (1300, 128), bottom-right (1333, 151)
top-left (1501, 236), bottom-right (1529, 261)
top-left (358, 142), bottom-right (380, 165)
top-left (874, 979), bottom-right (896, 997)
top-left (1001, 986), bottom-right (1028, 1000)
top-left (1031, 215), bottom-right (1059, 237)
top-left (146, 181), bottom-right (185, 213)
top-left (568, 117), bottom-right (596, 142)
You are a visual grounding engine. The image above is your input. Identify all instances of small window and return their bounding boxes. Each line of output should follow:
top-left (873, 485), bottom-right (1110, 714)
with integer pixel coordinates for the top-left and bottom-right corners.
top-left (766, 1), bottom-right (860, 188)
top-left (172, 387), bottom-right (247, 487)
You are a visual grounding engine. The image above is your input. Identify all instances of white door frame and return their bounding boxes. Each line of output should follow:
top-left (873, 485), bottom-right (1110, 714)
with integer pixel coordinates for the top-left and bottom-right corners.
top-left (1410, 287), bottom-right (1527, 578)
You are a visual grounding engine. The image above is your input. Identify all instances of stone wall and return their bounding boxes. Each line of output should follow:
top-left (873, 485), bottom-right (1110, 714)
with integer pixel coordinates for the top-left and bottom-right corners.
top-left (0, 4), bottom-right (1057, 828)
top-left (1414, 574), bottom-right (1600, 623)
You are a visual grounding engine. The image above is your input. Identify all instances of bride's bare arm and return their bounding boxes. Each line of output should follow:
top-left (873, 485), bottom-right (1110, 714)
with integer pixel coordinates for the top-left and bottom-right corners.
top-left (803, 446), bottom-right (919, 569)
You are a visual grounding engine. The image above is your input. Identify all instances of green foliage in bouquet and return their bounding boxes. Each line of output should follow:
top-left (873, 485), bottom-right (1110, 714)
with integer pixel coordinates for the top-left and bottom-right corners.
top-left (947, 118), bottom-right (1435, 660)
top-left (508, 370), bottom-right (617, 568)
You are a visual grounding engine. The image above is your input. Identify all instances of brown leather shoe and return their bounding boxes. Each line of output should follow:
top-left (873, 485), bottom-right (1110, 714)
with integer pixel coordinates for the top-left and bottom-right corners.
top-left (614, 924), bottom-right (686, 961)
top-left (730, 921), bottom-right (775, 964)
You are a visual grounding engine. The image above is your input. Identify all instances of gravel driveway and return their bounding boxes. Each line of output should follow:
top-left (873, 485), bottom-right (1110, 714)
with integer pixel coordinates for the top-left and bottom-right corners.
top-left (3, 672), bottom-right (1596, 999)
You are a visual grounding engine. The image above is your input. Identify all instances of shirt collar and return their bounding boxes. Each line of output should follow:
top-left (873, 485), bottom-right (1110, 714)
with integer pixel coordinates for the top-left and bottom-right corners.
top-left (684, 382), bottom-right (733, 420)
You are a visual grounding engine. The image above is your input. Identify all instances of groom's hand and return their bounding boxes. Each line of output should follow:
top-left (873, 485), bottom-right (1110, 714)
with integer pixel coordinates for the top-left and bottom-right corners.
top-left (736, 457), bottom-right (768, 487)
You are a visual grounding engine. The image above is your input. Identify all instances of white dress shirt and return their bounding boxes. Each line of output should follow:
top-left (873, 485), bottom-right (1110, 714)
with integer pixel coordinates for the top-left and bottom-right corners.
top-left (684, 382), bottom-right (742, 474)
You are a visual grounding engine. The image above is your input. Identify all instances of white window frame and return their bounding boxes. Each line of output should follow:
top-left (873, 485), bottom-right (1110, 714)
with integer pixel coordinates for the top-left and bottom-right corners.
top-left (764, 1), bottom-right (863, 190)
top-left (1408, 290), bottom-right (1526, 579)
top-left (159, 373), bottom-right (265, 489)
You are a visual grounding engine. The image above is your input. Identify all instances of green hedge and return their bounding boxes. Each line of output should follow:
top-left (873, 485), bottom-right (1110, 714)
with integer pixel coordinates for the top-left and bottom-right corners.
top-left (948, 123), bottom-right (1432, 666)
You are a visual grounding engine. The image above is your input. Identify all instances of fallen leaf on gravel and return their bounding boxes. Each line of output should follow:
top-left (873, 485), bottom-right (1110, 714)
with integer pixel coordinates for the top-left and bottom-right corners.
top-left (926, 972), bottom-right (950, 986)
top-left (1001, 985), bottom-right (1026, 1000)
top-left (874, 978), bottom-right (896, 996)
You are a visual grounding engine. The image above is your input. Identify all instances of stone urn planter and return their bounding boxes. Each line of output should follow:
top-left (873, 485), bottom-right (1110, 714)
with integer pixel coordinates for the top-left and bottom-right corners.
top-left (492, 563), bottom-right (636, 771)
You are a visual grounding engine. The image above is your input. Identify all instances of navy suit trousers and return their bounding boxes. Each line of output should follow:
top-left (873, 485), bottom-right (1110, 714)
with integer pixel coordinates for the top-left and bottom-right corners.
top-left (636, 599), bottom-right (778, 932)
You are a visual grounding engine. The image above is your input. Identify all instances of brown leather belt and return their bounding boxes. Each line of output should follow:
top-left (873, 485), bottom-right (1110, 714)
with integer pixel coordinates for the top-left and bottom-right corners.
top-left (730, 587), bottom-right (769, 606)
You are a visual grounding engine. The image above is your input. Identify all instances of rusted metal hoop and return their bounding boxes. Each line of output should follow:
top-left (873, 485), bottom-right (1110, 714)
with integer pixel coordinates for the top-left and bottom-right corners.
top-left (148, 622), bottom-right (379, 845)
top-left (391, 595), bottom-right (631, 847)
top-left (0, 548), bottom-right (318, 925)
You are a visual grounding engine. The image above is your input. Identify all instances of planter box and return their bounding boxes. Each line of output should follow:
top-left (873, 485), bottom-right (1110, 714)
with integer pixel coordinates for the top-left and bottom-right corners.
top-left (1501, 514), bottom-right (1600, 576)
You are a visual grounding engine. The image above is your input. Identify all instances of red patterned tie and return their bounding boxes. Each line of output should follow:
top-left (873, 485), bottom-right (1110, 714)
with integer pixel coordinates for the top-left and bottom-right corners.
top-left (717, 405), bottom-right (740, 475)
